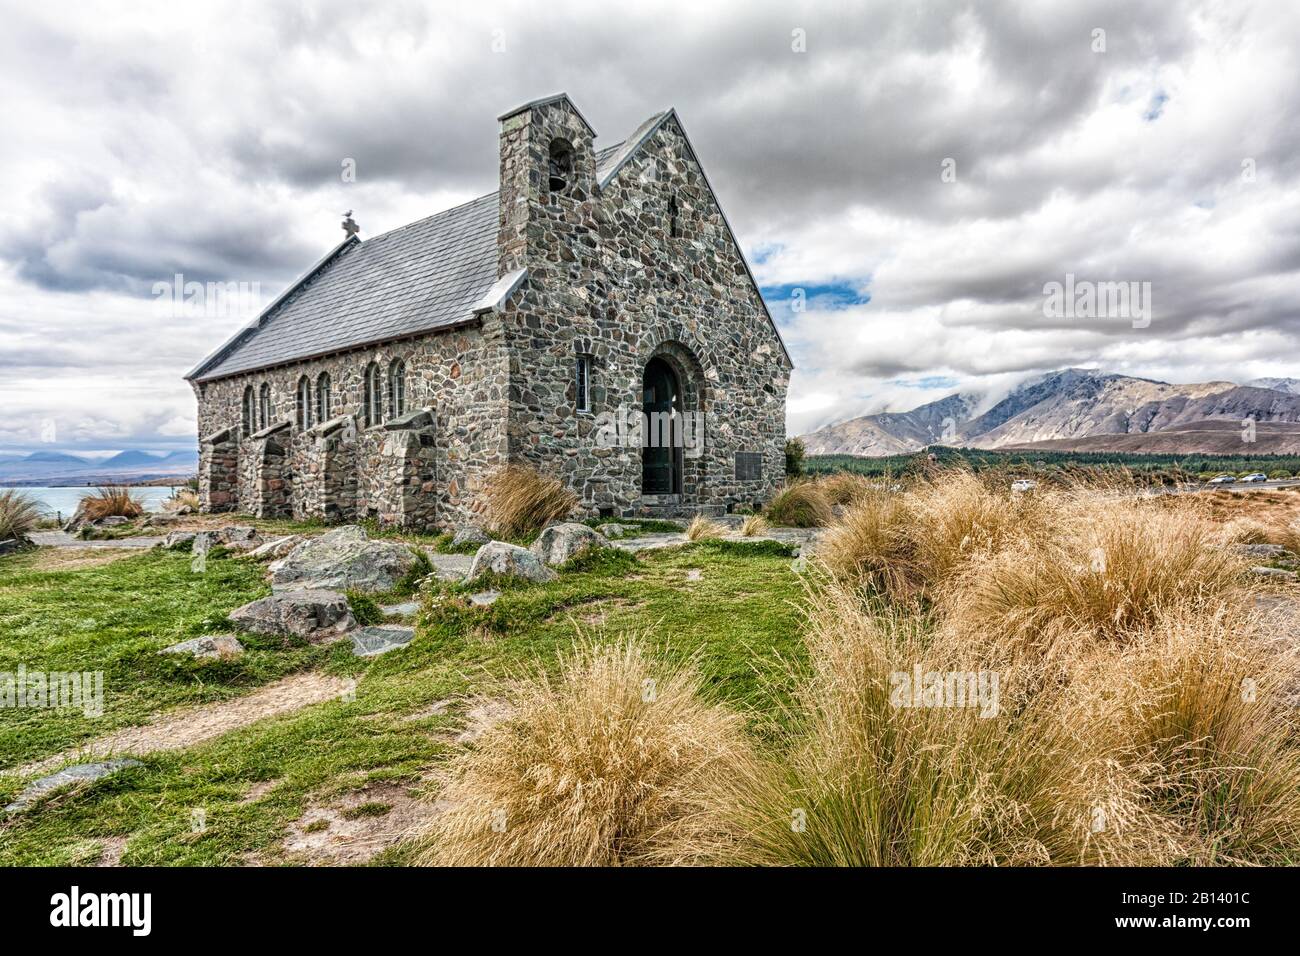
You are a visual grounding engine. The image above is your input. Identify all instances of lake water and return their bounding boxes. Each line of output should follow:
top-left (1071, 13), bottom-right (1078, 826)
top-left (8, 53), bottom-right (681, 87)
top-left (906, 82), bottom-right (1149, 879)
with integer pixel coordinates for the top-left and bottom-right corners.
top-left (1, 486), bottom-right (180, 519)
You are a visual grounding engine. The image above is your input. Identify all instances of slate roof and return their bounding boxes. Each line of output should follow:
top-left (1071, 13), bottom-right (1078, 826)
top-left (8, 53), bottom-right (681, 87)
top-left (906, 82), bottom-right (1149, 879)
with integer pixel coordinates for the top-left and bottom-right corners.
top-left (190, 143), bottom-right (625, 382)
top-left (189, 102), bottom-right (791, 380)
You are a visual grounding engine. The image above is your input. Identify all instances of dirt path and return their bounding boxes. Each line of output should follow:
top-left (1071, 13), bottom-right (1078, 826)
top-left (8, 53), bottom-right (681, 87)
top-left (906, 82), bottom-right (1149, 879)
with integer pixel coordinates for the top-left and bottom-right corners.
top-left (15, 672), bottom-right (352, 777)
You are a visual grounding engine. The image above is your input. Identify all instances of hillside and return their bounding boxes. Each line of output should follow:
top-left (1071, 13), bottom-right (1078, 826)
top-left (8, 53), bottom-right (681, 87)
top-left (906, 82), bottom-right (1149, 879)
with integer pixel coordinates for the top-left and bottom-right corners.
top-left (802, 369), bottom-right (1300, 457)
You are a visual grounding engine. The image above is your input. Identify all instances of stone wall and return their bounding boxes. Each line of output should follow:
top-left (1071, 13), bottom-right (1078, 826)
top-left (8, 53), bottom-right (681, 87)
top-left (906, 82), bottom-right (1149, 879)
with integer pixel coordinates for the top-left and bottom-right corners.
top-left (192, 323), bottom-right (508, 529)
top-left (496, 100), bottom-right (790, 516)
top-left (198, 426), bottom-right (239, 513)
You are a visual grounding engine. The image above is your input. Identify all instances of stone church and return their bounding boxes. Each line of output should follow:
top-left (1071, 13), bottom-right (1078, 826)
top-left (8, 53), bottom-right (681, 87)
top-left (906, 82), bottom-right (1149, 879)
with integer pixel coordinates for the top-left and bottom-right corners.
top-left (186, 94), bottom-right (791, 530)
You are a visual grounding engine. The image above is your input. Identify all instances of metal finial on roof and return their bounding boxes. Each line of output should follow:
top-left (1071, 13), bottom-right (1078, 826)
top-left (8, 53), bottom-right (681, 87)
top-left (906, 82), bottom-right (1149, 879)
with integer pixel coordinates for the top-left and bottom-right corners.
top-left (342, 211), bottom-right (360, 237)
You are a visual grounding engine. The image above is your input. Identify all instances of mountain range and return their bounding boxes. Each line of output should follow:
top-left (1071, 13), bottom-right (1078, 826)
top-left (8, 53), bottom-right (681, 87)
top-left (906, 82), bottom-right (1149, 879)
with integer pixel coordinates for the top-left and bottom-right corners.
top-left (0, 450), bottom-right (198, 485)
top-left (801, 370), bottom-right (1300, 457)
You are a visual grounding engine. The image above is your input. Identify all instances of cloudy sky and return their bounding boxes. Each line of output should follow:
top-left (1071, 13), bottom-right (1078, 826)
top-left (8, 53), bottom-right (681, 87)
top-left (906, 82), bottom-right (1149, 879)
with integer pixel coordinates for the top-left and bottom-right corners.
top-left (3, 0), bottom-right (1298, 455)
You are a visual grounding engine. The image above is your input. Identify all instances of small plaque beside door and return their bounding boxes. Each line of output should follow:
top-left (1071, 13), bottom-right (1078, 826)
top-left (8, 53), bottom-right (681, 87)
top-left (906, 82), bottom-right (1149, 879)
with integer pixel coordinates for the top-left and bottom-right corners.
top-left (734, 452), bottom-right (763, 481)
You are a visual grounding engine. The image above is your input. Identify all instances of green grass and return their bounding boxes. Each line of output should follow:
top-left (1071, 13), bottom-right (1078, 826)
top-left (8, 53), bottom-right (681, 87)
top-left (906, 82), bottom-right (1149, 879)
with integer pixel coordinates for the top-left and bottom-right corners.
top-left (0, 537), bottom-right (805, 865)
top-left (0, 549), bottom-right (330, 767)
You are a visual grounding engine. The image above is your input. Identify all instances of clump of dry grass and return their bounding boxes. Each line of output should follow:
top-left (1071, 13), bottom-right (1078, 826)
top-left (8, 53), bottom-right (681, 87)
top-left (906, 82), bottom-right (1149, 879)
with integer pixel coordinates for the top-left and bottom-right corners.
top-left (948, 496), bottom-right (1246, 647)
top-left (815, 472), bottom-right (874, 506)
top-left (0, 489), bottom-right (42, 542)
top-left (417, 639), bottom-right (757, 866)
top-left (1104, 604), bottom-right (1300, 864)
top-left (685, 515), bottom-right (727, 541)
top-left (740, 514), bottom-right (769, 537)
top-left (165, 488), bottom-right (200, 511)
top-left (79, 485), bottom-right (144, 521)
top-left (728, 582), bottom-right (1169, 866)
top-left (818, 470), bottom-right (1042, 599)
top-left (766, 481), bottom-right (833, 528)
top-left (482, 465), bottom-right (577, 538)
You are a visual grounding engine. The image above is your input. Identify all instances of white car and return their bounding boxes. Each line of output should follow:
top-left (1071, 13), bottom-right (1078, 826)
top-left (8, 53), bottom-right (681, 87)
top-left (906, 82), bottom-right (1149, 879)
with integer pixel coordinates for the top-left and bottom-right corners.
top-left (1242, 473), bottom-right (1269, 483)
top-left (1207, 474), bottom-right (1236, 484)
top-left (1010, 479), bottom-right (1037, 492)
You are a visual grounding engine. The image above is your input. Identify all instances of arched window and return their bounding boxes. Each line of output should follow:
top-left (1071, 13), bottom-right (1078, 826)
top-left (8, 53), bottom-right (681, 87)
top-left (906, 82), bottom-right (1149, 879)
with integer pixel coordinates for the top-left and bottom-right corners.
top-left (363, 362), bottom-right (381, 427)
top-left (388, 359), bottom-right (406, 419)
top-left (258, 383), bottom-right (272, 430)
top-left (316, 372), bottom-right (331, 423)
top-left (548, 138), bottom-right (573, 193)
top-left (296, 376), bottom-right (313, 430)
top-left (241, 385), bottom-right (255, 435)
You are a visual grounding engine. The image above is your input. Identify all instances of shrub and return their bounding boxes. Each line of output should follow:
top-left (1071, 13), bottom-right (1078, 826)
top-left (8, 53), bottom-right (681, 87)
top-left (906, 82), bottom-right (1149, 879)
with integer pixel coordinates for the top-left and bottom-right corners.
top-left (482, 465), bottom-right (577, 539)
top-left (784, 437), bottom-right (805, 477)
top-left (79, 485), bottom-right (144, 521)
top-left (417, 639), bottom-right (756, 866)
top-left (1268, 469), bottom-right (1291, 480)
top-left (766, 481), bottom-right (833, 528)
top-left (0, 489), bottom-right (42, 542)
top-left (685, 516), bottom-right (727, 541)
top-left (740, 514), bottom-right (769, 537)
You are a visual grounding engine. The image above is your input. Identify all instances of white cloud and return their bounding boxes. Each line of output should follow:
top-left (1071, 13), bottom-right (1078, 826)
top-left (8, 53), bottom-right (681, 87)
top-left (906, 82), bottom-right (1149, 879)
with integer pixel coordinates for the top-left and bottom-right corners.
top-left (2, 0), bottom-right (1298, 451)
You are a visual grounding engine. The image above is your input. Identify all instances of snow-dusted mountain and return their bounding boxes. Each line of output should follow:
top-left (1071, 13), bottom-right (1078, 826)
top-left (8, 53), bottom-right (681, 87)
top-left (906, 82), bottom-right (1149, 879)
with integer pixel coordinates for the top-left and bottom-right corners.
top-left (801, 369), bottom-right (1300, 457)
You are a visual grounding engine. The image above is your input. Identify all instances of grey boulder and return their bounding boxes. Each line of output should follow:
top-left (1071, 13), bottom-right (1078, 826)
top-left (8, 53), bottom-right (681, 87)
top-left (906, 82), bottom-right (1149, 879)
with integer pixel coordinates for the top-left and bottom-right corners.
top-left (451, 526), bottom-right (490, 549)
top-left (350, 625), bottom-right (416, 658)
top-left (161, 530), bottom-right (197, 550)
top-left (467, 541), bottom-right (557, 583)
top-left (245, 535), bottom-right (302, 562)
top-left (229, 589), bottom-right (356, 642)
top-left (160, 634), bottom-right (245, 660)
top-left (270, 526), bottom-right (418, 593)
top-left (530, 523), bottom-right (610, 567)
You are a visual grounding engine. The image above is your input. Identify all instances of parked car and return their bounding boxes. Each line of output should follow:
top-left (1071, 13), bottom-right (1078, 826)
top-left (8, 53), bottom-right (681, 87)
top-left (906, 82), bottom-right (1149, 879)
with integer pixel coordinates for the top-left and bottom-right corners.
top-left (1241, 473), bottom-right (1269, 482)
top-left (1010, 479), bottom-right (1037, 492)
top-left (1207, 474), bottom-right (1237, 484)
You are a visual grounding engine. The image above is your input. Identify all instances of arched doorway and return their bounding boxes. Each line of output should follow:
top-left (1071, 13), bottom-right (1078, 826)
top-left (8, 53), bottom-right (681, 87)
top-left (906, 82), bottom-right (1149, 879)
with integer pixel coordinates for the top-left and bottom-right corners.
top-left (642, 357), bottom-right (683, 495)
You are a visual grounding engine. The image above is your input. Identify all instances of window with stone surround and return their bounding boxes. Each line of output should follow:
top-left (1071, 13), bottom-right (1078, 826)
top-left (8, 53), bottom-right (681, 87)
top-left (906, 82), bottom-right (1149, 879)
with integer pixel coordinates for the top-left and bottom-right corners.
top-left (668, 193), bottom-right (679, 238)
top-left (258, 383), bottom-right (272, 430)
top-left (241, 386), bottom-right (254, 435)
top-left (363, 362), bottom-right (381, 427)
top-left (296, 376), bottom-right (313, 430)
top-left (575, 354), bottom-right (592, 412)
top-left (548, 138), bottom-right (573, 193)
top-left (388, 359), bottom-right (406, 419)
top-left (316, 372), bottom-right (331, 423)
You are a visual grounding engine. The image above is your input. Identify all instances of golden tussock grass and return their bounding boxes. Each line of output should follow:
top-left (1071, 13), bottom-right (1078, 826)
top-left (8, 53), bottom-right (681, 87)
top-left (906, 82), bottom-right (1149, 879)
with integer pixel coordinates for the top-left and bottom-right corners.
top-left (79, 485), bottom-right (144, 521)
top-left (0, 489), bottom-right (42, 541)
top-left (740, 514), bottom-right (770, 537)
top-left (482, 465), bottom-right (577, 538)
top-left (815, 472), bottom-right (874, 506)
top-left (766, 481), bottom-right (834, 528)
top-left (817, 470), bottom-right (1045, 600)
top-left (685, 515), bottom-right (728, 541)
top-left (416, 639), bottom-right (757, 866)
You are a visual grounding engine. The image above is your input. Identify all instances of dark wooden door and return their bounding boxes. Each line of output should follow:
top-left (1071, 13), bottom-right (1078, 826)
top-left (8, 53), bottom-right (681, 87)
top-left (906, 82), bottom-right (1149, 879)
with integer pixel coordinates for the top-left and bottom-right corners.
top-left (641, 358), bottom-right (681, 495)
